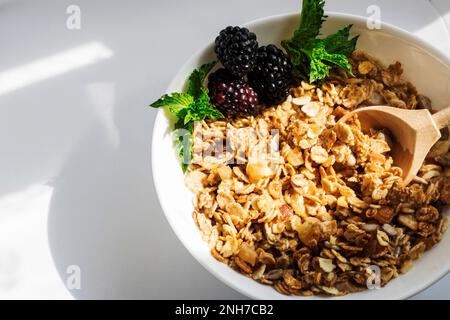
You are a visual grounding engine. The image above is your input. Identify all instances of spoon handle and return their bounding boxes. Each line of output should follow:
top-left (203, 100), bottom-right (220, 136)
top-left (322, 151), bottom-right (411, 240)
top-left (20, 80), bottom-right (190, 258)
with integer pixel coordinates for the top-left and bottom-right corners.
top-left (432, 106), bottom-right (450, 130)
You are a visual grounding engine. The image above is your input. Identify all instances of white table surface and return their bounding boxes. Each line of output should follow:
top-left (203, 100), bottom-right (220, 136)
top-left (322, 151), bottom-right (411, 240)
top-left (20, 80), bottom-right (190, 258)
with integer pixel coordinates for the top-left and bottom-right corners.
top-left (0, 0), bottom-right (449, 300)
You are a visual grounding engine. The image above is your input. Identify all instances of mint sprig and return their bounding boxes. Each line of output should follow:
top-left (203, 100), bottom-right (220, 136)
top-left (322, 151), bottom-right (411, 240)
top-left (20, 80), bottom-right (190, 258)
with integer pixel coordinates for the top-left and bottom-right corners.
top-left (187, 61), bottom-right (217, 99)
top-left (283, 0), bottom-right (325, 48)
top-left (150, 61), bottom-right (223, 172)
top-left (282, 0), bottom-right (358, 83)
top-left (151, 92), bottom-right (194, 115)
top-left (302, 41), bottom-right (353, 83)
top-left (321, 25), bottom-right (358, 56)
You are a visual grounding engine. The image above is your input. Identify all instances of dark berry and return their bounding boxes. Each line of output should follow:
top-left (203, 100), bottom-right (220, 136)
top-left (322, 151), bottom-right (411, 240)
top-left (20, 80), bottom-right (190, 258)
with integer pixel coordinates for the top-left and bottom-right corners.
top-left (208, 68), bottom-right (259, 118)
top-left (248, 45), bottom-right (293, 106)
top-left (215, 26), bottom-right (258, 77)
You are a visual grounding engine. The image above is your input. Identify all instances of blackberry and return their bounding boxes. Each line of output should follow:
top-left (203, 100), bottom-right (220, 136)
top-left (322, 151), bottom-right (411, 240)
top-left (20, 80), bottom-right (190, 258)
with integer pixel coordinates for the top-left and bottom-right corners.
top-left (208, 68), bottom-right (238, 90)
top-left (248, 45), bottom-right (293, 106)
top-left (208, 68), bottom-right (259, 118)
top-left (215, 26), bottom-right (258, 77)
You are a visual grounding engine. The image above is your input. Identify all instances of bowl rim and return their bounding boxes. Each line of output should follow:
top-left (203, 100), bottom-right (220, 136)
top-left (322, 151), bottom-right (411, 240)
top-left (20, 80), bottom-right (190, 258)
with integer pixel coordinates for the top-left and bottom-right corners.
top-left (152, 11), bottom-right (450, 300)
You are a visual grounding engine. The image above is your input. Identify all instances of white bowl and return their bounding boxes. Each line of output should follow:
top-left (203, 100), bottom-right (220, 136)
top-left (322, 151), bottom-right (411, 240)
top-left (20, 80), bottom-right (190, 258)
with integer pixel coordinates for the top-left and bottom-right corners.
top-left (152, 12), bottom-right (450, 299)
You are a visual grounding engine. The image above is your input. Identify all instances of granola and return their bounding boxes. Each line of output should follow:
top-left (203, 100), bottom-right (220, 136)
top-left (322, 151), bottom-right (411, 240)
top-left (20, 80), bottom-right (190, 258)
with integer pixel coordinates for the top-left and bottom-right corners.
top-left (185, 51), bottom-right (450, 296)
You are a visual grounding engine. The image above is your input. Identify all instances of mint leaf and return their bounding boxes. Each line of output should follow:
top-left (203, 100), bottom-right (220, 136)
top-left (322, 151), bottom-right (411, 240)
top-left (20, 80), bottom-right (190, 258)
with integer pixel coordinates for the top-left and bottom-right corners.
top-left (194, 89), bottom-right (224, 120)
top-left (303, 41), bottom-right (352, 82)
top-left (322, 25), bottom-right (358, 56)
top-left (149, 62), bottom-right (222, 172)
top-left (187, 61), bottom-right (217, 99)
top-left (183, 89), bottom-right (224, 124)
top-left (173, 126), bottom-right (192, 173)
top-left (184, 110), bottom-right (195, 125)
top-left (150, 92), bottom-right (194, 116)
top-left (282, 0), bottom-right (358, 83)
top-left (150, 92), bottom-right (193, 108)
top-left (282, 0), bottom-right (325, 51)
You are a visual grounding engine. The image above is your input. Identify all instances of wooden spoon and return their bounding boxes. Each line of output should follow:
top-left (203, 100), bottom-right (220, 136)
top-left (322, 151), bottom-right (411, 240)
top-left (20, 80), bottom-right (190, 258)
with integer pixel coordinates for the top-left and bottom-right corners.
top-left (340, 106), bottom-right (450, 185)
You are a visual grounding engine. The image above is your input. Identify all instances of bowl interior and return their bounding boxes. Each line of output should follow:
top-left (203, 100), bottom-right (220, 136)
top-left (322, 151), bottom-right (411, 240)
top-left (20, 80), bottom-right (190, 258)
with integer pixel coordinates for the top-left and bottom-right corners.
top-left (152, 12), bottom-right (450, 299)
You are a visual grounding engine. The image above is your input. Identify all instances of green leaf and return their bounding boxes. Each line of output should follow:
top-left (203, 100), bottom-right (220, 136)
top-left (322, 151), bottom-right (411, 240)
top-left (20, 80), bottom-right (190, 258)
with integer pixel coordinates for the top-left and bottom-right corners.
top-left (187, 61), bottom-right (217, 99)
top-left (184, 104), bottom-right (223, 124)
top-left (173, 126), bottom-right (192, 173)
top-left (172, 89), bottom-right (222, 171)
top-left (196, 89), bottom-right (224, 120)
top-left (181, 162), bottom-right (189, 173)
top-left (282, 0), bottom-right (325, 52)
top-left (184, 109), bottom-right (195, 125)
top-left (182, 89), bottom-right (224, 124)
top-left (281, 0), bottom-right (358, 83)
top-left (322, 25), bottom-right (358, 56)
top-left (304, 41), bottom-right (353, 82)
top-left (309, 58), bottom-right (332, 83)
top-left (150, 92), bottom-right (194, 116)
top-left (149, 61), bottom-right (222, 172)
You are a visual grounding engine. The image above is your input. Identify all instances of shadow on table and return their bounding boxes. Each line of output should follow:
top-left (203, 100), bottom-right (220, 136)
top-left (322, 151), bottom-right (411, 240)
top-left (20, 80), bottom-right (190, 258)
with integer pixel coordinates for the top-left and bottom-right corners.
top-left (46, 85), bottom-right (246, 299)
